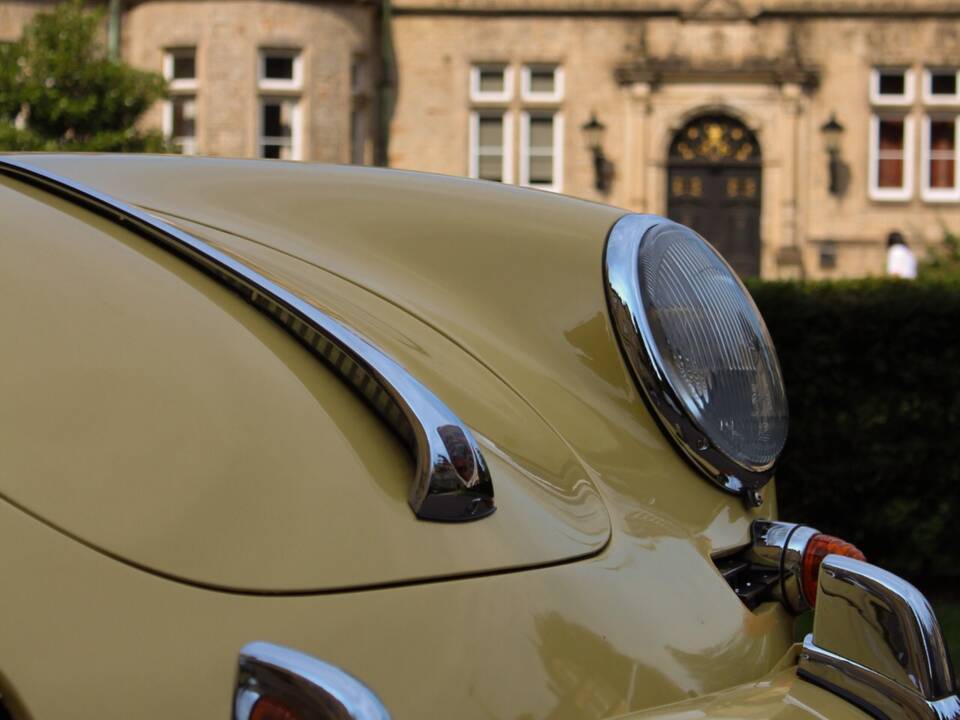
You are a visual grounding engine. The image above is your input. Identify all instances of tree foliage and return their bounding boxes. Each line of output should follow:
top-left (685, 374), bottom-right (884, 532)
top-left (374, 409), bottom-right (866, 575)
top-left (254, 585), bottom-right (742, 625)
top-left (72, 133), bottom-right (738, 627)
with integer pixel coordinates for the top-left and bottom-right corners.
top-left (919, 224), bottom-right (960, 282)
top-left (0, 0), bottom-right (170, 151)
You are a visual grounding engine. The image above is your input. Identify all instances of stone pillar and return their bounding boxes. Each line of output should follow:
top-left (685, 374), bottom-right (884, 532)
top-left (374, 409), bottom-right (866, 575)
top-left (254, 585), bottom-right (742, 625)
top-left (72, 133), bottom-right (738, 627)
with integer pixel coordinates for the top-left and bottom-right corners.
top-left (624, 81), bottom-right (651, 212)
top-left (776, 81), bottom-right (805, 279)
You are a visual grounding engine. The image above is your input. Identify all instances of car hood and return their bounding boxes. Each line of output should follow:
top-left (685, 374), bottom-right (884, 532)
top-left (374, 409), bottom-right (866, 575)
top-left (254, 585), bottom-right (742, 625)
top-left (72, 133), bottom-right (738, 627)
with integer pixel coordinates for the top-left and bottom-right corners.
top-left (0, 155), bottom-right (773, 594)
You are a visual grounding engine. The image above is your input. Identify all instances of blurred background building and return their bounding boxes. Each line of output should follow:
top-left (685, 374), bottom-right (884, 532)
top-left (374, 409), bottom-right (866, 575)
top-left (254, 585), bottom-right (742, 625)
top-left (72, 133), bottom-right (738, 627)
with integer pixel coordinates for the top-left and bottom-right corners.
top-left (1, 0), bottom-right (382, 163)
top-left (2, 0), bottom-right (960, 278)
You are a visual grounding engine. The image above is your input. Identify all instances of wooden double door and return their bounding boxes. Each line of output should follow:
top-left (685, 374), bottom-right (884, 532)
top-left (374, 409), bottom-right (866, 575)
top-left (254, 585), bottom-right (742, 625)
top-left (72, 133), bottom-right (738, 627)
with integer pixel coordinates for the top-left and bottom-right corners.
top-left (665, 115), bottom-right (763, 278)
top-left (667, 164), bottom-right (762, 278)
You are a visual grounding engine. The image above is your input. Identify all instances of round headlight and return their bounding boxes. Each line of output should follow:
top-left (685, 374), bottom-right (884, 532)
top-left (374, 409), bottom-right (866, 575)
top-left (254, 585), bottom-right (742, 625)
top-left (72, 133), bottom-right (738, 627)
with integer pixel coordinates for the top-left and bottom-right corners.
top-left (605, 214), bottom-right (788, 499)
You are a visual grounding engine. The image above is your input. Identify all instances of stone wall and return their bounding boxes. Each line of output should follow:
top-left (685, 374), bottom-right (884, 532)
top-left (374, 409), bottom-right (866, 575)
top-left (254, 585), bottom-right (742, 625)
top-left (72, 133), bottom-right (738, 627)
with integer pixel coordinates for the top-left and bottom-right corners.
top-left (389, 3), bottom-right (960, 278)
top-left (125, 0), bottom-right (378, 162)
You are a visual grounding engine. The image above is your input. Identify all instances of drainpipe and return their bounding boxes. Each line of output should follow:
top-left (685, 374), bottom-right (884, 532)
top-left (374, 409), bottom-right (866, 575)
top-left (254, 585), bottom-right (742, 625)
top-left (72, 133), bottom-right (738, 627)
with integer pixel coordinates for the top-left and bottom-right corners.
top-left (107, 0), bottom-right (121, 60)
top-left (376, 0), bottom-right (396, 166)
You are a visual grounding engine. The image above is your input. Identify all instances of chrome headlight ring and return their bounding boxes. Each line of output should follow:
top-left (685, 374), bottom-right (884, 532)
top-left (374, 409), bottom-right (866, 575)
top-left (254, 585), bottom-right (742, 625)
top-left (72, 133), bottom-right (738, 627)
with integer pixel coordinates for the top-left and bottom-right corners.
top-left (604, 214), bottom-right (788, 503)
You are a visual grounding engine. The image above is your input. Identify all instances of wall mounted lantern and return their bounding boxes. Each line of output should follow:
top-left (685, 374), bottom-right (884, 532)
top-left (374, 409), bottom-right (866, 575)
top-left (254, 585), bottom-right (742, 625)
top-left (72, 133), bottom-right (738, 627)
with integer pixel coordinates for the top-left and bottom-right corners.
top-left (820, 113), bottom-right (845, 196)
top-left (581, 112), bottom-right (614, 194)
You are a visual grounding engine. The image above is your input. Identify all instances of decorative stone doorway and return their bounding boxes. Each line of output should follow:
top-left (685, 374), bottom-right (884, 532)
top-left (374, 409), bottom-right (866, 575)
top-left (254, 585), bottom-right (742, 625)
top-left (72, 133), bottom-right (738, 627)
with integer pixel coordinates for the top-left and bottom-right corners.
top-left (666, 115), bottom-right (762, 277)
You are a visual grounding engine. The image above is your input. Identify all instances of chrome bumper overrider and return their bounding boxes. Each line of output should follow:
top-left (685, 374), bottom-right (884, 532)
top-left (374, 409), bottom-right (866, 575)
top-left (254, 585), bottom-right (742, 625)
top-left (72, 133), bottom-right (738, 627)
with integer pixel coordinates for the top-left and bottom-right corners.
top-left (798, 555), bottom-right (959, 720)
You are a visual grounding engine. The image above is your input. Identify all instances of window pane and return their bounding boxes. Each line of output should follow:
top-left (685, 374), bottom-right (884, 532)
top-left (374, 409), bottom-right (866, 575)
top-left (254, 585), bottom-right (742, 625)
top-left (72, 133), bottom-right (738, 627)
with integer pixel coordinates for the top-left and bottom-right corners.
top-left (878, 158), bottom-right (903, 187)
top-left (264, 54), bottom-right (295, 80)
top-left (878, 119), bottom-right (904, 188)
top-left (172, 52), bottom-right (195, 80)
top-left (478, 154), bottom-right (503, 181)
top-left (529, 116), bottom-right (553, 148)
top-left (879, 119), bottom-right (904, 150)
top-left (529, 155), bottom-right (553, 185)
top-left (931, 156), bottom-right (955, 188)
top-left (478, 116), bottom-right (503, 148)
top-left (879, 71), bottom-right (906, 96)
top-left (930, 120), bottom-right (956, 189)
top-left (931, 71), bottom-right (957, 96)
top-left (478, 68), bottom-right (505, 94)
top-left (172, 96), bottom-right (195, 137)
top-left (262, 144), bottom-right (282, 159)
top-left (262, 101), bottom-right (292, 137)
top-left (529, 67), bottom-right (555, 94)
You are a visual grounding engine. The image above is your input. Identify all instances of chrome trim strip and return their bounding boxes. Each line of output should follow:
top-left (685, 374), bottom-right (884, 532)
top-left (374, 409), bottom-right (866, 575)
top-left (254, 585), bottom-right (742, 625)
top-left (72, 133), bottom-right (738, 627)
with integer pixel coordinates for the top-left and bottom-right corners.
top-left (235, 641), bottom-right (391, 720)
top-left (0, 157), bottom-right (494, 522)
top-left (798, 555), bottom-right (959, 720)
top-left (748, 520), bottom-right (819, 613)
top-left (604, 213), bottom-right (777, 498)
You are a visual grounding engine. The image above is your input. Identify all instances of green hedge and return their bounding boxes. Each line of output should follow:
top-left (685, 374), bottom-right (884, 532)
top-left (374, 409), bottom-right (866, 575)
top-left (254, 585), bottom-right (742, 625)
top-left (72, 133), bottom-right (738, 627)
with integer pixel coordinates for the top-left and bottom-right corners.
top-left (748, 279), bottom-right (960, 580)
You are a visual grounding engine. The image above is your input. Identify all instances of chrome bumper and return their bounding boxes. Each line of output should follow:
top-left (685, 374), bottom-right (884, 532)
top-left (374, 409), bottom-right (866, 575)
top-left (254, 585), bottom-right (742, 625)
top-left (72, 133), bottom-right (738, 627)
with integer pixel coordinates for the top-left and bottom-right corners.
top-left (798, 555), bottom-right (959, 720)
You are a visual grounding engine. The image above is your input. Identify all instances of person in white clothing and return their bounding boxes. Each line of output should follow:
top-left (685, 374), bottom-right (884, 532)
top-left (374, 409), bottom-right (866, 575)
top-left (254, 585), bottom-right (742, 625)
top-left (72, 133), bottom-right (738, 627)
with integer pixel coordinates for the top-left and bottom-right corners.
top-left (886, 231), bottom-right (917, 279)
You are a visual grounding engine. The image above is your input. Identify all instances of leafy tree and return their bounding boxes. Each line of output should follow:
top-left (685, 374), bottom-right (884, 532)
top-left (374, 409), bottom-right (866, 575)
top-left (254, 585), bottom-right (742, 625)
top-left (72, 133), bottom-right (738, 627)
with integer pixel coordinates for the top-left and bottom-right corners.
top-left (919, 223), bottom-right (960, 281)
top-left (0, 0), bottom-right (170, 151)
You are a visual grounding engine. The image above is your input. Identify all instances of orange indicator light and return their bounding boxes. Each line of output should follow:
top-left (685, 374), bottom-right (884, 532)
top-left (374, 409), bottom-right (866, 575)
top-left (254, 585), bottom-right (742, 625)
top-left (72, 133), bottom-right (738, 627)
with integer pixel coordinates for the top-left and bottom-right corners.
top-left (250, 696), bottom-right (303, 720)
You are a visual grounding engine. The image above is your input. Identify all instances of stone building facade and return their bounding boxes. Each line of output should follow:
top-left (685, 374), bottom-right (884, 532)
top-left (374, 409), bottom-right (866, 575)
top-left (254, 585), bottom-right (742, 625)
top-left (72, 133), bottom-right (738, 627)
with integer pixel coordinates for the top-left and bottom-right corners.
top-left (1, 0), bottom-right (381, 164)
top-left (4, 0), bottom-right (960, 277)
top-left (388, 0), bottom-right (960, 278)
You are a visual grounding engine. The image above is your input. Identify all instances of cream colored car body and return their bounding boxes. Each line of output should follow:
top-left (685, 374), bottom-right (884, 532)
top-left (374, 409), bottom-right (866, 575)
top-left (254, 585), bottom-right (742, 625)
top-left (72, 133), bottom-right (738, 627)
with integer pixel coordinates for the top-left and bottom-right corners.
top-left (0, 155), bottom-right (868, 719)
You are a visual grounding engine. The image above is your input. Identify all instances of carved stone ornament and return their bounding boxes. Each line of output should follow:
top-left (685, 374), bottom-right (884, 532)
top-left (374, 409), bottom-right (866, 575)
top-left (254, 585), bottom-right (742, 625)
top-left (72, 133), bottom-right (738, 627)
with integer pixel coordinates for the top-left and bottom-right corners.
top-left (669, 115), bottom-right (761, 163)
top-left (683, 0), bottom-right (752, 21)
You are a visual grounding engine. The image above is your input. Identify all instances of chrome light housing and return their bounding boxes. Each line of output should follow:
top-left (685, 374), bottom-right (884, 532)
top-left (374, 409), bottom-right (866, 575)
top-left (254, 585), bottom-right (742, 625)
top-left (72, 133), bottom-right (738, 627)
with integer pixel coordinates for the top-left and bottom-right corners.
top-left (604, 214), bottom-right (788, 500)
top-left (234, 641), bottom-right (390, 720)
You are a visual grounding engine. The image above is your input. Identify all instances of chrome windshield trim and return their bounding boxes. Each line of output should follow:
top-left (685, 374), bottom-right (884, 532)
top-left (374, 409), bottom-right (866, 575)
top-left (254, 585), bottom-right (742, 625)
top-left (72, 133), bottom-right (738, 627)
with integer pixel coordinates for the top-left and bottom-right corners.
top-left (235, 641), bottom-right (391, 720)
top-left (0, 156), bottom-right (494, 522)
top-left (604, 213), bottom-right (776, 499)
top-left (798, 555), bottom-right (959, 720)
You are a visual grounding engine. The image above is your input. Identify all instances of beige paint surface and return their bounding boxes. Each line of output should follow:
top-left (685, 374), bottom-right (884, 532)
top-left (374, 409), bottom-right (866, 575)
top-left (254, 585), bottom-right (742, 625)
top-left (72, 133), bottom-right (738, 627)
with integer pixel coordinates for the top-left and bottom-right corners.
top-left (0, 155), bottom-right (851, 719)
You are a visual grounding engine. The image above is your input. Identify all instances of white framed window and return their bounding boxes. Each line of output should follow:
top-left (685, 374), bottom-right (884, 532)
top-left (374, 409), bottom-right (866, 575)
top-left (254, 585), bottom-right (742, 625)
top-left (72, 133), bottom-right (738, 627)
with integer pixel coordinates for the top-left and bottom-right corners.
top-left (923, 67), bottom-right (960, 105)
top-left (469, 64), bottom-right (513, 103)
top-left (162, 47), bottom-right (197, 154)
top-left (257, 49), bottom-right (303, 160)
top-left (869, 114), bottom-right (914, 201)
top-left (163, 95), bottom-right (197, 155)
top-left (258, 48), bottom-right (303, 91)
top-left (468, 110), bottom-right (513, 183)
top-left (163, 47), bottom-right (197, 91)
top-left (921, 115), bottom-right (959, 201)
top-left (870, 67), bottom-right (914, 106)
top-left (520, 110), bottom-right (563, 191)
top-left (258, 97), bottom-right (301, 160)
top-left (521, 64), bottom-right (564, 103)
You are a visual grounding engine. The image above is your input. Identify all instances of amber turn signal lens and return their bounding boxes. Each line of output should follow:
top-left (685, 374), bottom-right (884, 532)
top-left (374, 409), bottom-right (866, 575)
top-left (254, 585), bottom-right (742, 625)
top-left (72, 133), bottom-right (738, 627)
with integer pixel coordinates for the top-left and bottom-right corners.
top-left (250, 696), bottom-right (303, 720)
top-left (801, 534), bottom-right (866, 607)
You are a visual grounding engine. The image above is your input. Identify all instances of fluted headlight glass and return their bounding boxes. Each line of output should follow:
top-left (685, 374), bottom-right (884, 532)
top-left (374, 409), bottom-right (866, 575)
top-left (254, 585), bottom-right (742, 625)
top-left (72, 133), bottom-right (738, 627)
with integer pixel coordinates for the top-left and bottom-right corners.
top-left (606, 215), bottom-right (788, 494)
